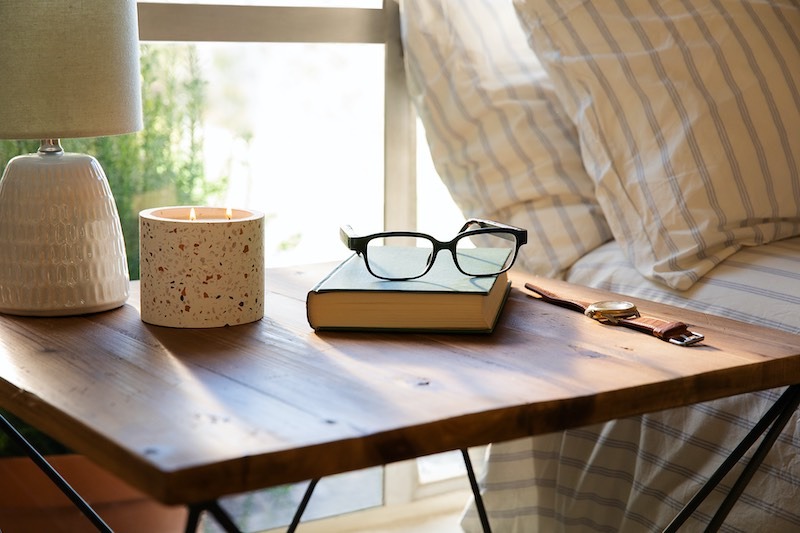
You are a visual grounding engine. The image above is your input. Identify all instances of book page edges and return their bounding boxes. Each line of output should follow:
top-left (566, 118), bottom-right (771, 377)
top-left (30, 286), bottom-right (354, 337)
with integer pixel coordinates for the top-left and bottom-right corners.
top-left (307, 280), bottom-right (511, 333)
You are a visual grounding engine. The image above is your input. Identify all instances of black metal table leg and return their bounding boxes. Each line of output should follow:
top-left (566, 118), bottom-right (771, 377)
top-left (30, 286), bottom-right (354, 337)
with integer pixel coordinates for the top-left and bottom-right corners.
top-left (462, 448), bottom-right (492, 533)
top-left (0, 412), bottom-right (113, 533)
top-left (184, 478), bottom-right (320, 533)
top-left (184, 504), bottom-right (203, 533)
top-left (664, 384), bottom-right (800, 532)
top-left (185, 500), bottom-right (241, 533)
top-left (705, 384), bottom-right (800, 530)
top-left (287, 478), bottom-right (320, 533)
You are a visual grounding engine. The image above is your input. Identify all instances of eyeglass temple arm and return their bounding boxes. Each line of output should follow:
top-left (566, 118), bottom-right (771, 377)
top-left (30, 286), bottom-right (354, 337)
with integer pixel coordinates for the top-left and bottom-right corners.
top-left (459, 219), bottom-right (528, 245)
top-left (460, 218), bottom-right (522, 232)
top-left (340, 225), bottom-right (362, 253)
top-left (459, 218), bottom-right (490, 233)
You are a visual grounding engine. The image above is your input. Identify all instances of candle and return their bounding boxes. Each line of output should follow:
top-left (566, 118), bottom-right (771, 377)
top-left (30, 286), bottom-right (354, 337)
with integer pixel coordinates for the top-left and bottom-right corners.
top-left (139, 206), bottom-right (265, 328)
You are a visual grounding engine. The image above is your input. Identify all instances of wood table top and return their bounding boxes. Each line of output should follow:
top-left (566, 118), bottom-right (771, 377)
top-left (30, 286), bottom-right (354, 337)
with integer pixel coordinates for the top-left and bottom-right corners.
top-left (0, 264), bottom-right (797, 505)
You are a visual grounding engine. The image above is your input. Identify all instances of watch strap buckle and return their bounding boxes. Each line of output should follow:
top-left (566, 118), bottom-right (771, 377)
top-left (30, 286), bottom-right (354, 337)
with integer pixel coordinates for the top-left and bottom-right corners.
top-left (668, 331), bottom-right (705, 346)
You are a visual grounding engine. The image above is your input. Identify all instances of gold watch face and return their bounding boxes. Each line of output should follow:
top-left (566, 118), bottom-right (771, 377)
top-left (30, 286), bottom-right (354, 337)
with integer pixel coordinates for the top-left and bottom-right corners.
top-left (584, 300), bottom-right (640, 323)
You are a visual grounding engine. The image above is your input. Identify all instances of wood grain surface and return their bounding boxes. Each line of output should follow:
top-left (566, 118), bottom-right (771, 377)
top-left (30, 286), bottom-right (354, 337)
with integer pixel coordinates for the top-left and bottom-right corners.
top-left (0, 264), bottom-right (797, 504)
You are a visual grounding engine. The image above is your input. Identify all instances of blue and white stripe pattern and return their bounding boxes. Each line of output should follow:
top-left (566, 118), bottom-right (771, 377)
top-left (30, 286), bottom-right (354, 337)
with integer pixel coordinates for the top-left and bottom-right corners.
top-left (401, 2), bottom-right (800, 529)
top-left (463, 236), bottom-right (800, 532)
top-left (401, 0), bottom-right (612, 279)
top-left (513, 0), bottom-right (800, 290)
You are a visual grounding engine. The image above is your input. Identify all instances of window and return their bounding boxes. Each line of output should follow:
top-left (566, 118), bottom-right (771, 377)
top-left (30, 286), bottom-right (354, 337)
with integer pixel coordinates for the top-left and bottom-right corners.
top-left (133, 4), bottom-right (470, 530)
top-left (0, 2), bottom-right (472, 530)
top-left (0, 5), bottom-right (470, 529)
top-left (183, 40), bottom-right (387, 268)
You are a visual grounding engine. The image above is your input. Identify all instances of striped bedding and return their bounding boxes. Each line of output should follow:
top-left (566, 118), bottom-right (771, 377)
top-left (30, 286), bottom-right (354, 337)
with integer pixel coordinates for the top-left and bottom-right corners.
top-left (401, 0), bottom-right (612, 280)
top-left (513, 0), bottom-right (800, 291)
top-left (461, 238), bottom-right (800, 532)
top-left (400, 0), bottom-right (800, 530)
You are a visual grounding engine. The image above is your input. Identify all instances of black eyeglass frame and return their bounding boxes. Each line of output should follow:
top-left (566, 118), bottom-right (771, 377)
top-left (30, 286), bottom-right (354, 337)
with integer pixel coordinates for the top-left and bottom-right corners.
top-left (340, 218), bottom-right (528, 281)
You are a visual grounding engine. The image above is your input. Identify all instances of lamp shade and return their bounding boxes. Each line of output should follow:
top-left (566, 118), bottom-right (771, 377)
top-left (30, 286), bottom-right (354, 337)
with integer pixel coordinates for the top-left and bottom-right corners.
top-left (0, 0), bottom-right (143, 139)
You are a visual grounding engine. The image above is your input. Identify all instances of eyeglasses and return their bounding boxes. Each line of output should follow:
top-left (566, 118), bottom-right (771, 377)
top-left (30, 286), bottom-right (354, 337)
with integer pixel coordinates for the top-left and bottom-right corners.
top-left (340, 218), bottom-right (527, 281)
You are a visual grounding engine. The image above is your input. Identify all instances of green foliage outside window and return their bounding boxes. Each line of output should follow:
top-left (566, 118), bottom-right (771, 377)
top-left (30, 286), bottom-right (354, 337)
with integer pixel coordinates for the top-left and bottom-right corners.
top-left (0, 44), bottom-right (222, 457)
top-left (0, 44), bottom-right (224, 281)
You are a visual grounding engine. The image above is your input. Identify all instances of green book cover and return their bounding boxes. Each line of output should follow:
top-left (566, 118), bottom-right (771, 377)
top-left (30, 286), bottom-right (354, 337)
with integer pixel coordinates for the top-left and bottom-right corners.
top-left (306, 247), bottom-right (511, 332)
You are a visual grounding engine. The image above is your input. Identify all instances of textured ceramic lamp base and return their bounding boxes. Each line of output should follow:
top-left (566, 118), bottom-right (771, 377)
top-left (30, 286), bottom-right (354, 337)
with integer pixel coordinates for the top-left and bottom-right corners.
top-left (0, 152), bottom-right (129, 316)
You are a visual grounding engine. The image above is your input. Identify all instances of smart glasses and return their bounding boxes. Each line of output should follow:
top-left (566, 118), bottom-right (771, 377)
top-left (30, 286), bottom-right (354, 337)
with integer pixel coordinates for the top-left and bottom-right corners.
top-left (340, 218), bottom-right (527, 281)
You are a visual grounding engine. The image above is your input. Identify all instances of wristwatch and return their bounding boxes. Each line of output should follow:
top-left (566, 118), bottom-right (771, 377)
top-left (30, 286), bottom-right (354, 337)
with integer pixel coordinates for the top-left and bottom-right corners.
top-left (524, 283), bottom-right (704, 346)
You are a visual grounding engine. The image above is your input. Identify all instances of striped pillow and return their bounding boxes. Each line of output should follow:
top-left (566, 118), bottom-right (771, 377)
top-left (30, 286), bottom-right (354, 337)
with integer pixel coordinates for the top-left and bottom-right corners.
top-left (513, 0), bottom-right (800, 290)
top-left (401, 0), bottom-right (612, 278)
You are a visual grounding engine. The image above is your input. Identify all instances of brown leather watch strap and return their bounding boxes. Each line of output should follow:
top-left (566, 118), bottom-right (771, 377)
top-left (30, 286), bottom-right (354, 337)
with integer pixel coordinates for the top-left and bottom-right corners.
top-left (523, 283), bottom-right (590, 313)
top-left (524, 282), bottom-right (704, 346)
top-left (616, 316), bottom-right (694, 342)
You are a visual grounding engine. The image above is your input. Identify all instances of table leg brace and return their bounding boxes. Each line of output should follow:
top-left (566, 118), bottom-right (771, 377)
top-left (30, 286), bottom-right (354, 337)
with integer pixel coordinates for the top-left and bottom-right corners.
top-left (0, 412), bottom-right (112, 533)
top-left (664, 384), bottom-right (800, 532)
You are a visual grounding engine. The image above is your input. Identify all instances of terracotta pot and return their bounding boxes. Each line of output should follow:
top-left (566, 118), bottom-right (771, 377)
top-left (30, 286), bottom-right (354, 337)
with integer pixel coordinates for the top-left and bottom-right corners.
top-left (0, 454), bottom-right (187, 533)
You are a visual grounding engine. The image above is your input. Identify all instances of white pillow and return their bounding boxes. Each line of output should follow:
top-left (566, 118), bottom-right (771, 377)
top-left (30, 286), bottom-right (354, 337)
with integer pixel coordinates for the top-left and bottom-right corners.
top-left (401, 0), bottom-right (612, 278)
top-left (513, 0), bottom-right (800, 290)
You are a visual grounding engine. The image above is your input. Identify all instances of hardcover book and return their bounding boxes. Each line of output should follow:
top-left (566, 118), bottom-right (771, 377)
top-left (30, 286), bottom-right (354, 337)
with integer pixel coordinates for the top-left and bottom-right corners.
top-left (306, 247), bottom-right (511, 332)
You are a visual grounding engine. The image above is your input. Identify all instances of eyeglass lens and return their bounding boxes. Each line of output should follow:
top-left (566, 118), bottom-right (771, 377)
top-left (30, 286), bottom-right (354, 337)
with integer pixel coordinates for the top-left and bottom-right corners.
top-left (455, 231), bottom-right (517, 275)
top-left (365, 231), bottom-right (518, 279)
top-left (366, 236), bottom-right (434, 279)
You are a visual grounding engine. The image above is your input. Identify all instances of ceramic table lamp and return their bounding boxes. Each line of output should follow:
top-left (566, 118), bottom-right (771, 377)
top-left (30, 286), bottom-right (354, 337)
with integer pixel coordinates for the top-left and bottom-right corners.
top-left (0, 1), bottom-right (143, 316)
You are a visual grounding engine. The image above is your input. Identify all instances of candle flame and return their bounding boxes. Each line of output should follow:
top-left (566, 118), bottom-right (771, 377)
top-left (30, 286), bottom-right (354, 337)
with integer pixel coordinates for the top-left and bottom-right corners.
top-left (189, 207), bottom-right (197, 221)
top-left (226, 207), bottom-right (232, 220)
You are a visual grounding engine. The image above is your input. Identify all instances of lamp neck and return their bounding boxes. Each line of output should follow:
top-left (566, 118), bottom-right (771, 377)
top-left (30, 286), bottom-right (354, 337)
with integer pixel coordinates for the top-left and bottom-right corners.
top-left (38, 139), bottom-right (63, 155)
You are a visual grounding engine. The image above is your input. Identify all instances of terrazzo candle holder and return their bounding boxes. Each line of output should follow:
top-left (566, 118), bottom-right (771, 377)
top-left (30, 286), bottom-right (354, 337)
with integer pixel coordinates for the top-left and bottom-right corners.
top-left (139, 206), bottom-right (264, 328)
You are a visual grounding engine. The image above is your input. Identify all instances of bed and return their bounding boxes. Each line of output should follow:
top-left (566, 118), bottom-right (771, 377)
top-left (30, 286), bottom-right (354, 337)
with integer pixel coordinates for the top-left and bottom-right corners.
top-left (399, 0), bottom-right (800, 531)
